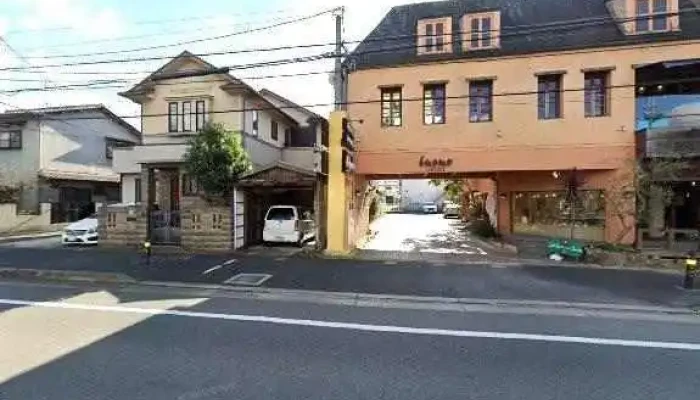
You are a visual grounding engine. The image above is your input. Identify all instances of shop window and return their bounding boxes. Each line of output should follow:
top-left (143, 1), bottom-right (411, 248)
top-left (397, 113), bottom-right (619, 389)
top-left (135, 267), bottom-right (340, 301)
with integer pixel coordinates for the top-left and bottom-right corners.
top-left (511, 190), bottom-right (605, 241)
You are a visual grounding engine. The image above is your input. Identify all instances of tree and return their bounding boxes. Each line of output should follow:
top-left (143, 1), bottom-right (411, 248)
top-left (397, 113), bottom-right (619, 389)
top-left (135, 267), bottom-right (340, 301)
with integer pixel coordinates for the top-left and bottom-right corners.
top-left (429, 179), bottom-right (464, 203)
top-left (605, 158), bottom-right (687, 244)
top-left (183, 123), bottom-right (251, 198)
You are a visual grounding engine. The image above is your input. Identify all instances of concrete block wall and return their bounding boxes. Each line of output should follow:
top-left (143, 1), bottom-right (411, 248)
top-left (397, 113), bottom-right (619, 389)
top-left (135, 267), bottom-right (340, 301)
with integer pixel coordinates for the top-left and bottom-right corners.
top-left (180, 196), bottom-right (232, 251)
top-left (98, 204), bottom-right (148, 247)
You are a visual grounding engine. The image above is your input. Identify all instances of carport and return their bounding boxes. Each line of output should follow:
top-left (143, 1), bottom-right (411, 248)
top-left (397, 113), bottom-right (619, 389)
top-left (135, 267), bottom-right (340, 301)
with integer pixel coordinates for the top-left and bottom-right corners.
top-left (236, 162), bottom-right (318, 246)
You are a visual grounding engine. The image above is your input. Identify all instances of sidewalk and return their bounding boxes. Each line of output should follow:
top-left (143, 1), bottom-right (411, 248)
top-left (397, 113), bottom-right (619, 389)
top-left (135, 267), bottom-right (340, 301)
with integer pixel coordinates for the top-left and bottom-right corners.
top-left (0, 245), bottom-right (697, 310)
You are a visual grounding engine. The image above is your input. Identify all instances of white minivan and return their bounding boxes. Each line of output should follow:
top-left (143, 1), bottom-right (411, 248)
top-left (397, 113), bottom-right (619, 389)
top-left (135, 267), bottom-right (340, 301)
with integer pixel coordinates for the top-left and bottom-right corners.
top-left (263, 205), bottom-right (315, 246)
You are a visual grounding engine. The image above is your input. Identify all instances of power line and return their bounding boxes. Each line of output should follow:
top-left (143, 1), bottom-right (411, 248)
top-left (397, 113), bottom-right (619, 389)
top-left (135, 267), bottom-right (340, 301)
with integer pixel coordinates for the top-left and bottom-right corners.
top-left (4, 8), bottom-right (694, 74)
top-left (8, 7), bottom-right (339, 63)
top-left (18, 17), bottom-right (310, 53)
top-left (7, 76), bottom-right (698, 120)
top-left (0, 50), bottom-right (334, 72)
top-left (4, 7), bottom-right (308, 37)
top-left (0, 70), bottom-right (335, 84)
top-left (345, 9), bottom-right (700, 61)
top-left (348, 8), bottom-right (699, 48)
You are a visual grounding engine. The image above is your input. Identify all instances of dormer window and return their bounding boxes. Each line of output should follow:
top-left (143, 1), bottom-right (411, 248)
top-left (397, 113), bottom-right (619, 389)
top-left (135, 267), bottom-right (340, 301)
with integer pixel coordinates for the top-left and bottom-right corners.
top-left (606, 0), bottom-right (680, 34)
top-left (416, 17), bottom-right (452, 55)
top-left (462, 11), bottom-right (501, 51)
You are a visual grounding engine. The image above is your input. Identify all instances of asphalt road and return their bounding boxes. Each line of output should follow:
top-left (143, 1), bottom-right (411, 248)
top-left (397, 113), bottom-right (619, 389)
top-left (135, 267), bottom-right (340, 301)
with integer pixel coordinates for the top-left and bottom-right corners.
top-left (1, 281), bottom-right (699, 400)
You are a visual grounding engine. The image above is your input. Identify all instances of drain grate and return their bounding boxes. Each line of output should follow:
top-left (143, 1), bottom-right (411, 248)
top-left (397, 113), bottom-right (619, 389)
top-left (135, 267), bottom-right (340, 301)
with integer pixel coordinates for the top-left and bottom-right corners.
top-left (224, 273), bottom-right (273, 286)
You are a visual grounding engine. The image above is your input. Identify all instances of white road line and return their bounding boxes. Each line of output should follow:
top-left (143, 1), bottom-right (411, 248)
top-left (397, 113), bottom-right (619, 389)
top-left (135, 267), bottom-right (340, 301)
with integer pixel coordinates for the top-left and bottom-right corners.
top-left (0, 298), bottom-right (699, 351)
top-left (222, 259), bottom-right (237, 266)
top-left (202, 265), bottom-right (223, 275)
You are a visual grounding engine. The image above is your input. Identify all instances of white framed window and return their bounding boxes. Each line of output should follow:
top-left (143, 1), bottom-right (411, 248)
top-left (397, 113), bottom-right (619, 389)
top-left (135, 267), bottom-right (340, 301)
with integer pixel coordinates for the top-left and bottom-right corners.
top-left (195, 100), bottom-right (207, 131)
top-left (463, 12), bottom-right (500, 50)
top-left (252, 110), bottom-right (259, 136)
top-left (168, 102), bottom-right (179, 132)
top-left (182, 101), bottom-right (192, 132)
top-left (0, 131), bottom-right (22, 149)
top-left (635, 0), bottom-right (670, 33)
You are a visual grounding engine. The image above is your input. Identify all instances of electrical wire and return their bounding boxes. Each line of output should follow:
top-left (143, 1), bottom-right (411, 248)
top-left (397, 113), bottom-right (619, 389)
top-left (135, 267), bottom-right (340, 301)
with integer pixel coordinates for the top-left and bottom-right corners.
top-left (4, 76), bottom-right (697, 120)
top-left (9, 7), bottom-right (340, 62)
top-left (0, 7), bottom-right (692, 77)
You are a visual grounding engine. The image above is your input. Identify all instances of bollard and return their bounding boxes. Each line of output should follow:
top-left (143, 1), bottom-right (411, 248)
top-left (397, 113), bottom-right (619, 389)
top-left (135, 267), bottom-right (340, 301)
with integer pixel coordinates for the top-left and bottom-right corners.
top-left (683, 253), bottom-right (696, 290)
top-left (144, 241), bottom-right (152, 266)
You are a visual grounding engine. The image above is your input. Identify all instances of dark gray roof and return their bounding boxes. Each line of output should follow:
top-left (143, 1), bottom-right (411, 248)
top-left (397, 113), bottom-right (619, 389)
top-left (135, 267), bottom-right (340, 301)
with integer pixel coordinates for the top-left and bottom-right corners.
top-left (0, 104), bottom-right (141, 138)
top-left (348, 0), bottom-right (700, 70)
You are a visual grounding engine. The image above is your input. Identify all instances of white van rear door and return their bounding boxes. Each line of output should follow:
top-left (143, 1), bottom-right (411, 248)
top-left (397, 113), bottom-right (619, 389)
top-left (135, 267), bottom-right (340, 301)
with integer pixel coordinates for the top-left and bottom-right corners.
top-left (265, 207), bottom-right (298, 234)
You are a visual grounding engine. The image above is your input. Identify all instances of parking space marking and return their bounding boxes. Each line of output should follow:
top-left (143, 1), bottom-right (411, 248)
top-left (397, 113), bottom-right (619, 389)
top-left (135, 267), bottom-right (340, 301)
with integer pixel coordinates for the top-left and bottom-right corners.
top-left (202, 265), bottom-right (223, 275)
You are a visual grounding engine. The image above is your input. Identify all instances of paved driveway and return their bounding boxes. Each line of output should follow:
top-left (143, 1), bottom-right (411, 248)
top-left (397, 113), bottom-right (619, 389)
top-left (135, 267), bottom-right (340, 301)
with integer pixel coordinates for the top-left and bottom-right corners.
top-left (359, 213), bottom-right (489, 257)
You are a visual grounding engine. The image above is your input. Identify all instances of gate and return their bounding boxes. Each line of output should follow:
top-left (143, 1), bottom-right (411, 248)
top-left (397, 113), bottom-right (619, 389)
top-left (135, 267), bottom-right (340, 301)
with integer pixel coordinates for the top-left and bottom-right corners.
top-left (149, 210), bottom-right (181, 245)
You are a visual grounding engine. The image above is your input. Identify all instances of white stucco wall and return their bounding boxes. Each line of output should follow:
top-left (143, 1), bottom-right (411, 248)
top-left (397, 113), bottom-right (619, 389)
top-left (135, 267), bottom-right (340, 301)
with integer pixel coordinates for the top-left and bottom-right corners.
top-left (120, 174), bottom-right (141, 204)
top-left (0, 120), bottom-right (42, 210)
top-left (39, 111), bottom-right (139, 181)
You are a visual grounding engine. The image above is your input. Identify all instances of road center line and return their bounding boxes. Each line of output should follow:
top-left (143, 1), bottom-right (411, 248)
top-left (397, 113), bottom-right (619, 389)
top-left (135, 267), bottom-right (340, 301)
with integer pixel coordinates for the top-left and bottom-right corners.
top-left (1, 298), bottom-right (699, 351)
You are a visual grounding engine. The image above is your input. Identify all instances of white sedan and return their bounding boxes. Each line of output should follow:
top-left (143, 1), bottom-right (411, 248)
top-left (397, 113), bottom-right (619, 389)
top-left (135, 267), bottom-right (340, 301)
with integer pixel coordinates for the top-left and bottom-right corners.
top-left (62, 216), bottom-right (98, 245)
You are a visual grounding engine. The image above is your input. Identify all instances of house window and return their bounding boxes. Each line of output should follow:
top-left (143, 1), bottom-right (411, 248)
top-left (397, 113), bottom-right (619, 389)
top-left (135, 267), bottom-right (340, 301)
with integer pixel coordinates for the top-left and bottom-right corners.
top-left (635, 0), bottom-right (670, 32)
top-left (182, 101), bottom-right (192, 132)
top-left (134, 178), bottom-right (142, 203)
top-left (284, 127), bottom-right (292, 145)
top-left (538, 75), bottom-right (562, 120)
top-left (435, 23), bottom-right (444, 51)
top-left (271, 121), bottom-right (279, 141)
top-left (584, 71), bottom-right (610, 117)
top-left (469, 80), bottom-right (493, 122)
top-left (0, 131), bottom-right (22, 149)
top-left (195, 100), bottom-right (207, 131)
top-left (182, 174), bottom-right (199, 196)
top-left (464, 12), bottom-right (500, 50)
top-left (417, 18), bottom-right (451, 55)
top-left (423, 84), bottom-right (446, 125)
top-left (106, 138), bottom-right (132, 160)
top-left (252, 110), bottom-right (259, 136)
top-left (168, 102), bottom-right (179, 132)
top-left (425, 23), bottom-right (434, 52)
top-left (381, 87), bottom-right (402, 127)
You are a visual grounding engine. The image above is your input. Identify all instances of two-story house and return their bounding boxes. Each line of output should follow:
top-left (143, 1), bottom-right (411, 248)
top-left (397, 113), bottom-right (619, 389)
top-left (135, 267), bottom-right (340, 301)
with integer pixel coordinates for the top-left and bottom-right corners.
top-left (0, 105), bottom-right (140, 229)
top-left (108, 51), bottom-right (324, 249)
top-left (345, 0), bottom-right (700, 244)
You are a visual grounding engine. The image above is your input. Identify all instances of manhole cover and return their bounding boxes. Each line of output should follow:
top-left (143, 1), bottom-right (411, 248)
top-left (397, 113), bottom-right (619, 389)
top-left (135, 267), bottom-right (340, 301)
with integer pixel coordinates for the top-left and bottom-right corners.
top-left (224, 273), bottom-right (272, 286)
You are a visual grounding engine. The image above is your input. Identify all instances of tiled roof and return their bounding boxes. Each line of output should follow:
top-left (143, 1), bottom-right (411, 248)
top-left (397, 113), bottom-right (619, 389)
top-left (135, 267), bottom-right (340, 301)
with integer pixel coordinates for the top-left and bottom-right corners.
top-left (348, 0), bottom-right (700, 70)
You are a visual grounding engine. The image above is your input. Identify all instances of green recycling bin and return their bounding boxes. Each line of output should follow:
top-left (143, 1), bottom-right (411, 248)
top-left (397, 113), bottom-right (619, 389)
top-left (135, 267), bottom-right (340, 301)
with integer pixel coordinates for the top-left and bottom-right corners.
top-left (547, 238), bottom-right (586, 261)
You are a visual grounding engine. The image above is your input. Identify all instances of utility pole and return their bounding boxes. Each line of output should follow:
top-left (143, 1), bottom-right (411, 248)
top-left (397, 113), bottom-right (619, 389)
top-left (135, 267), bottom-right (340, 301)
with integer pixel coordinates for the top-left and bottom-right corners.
top-left (333, 7), bottom-right (345, 110)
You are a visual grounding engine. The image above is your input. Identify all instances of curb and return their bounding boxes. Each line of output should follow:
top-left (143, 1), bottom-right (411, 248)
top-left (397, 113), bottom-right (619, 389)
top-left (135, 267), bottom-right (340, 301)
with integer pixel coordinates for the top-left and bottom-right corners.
top-left (3, 268), bottom-right (695, 317)
top-left (0, 231), bottom-right (62, 243)
top-left (0, 268), bottom-right (135, 284)
top-left (132, 281), bottom-right (700, 317)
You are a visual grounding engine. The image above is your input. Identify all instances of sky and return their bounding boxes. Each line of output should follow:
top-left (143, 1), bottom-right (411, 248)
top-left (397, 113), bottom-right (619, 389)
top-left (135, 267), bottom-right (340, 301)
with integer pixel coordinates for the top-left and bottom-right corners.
top-left (0, 0), bottom-right (423, 126)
